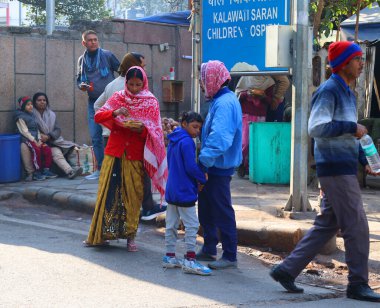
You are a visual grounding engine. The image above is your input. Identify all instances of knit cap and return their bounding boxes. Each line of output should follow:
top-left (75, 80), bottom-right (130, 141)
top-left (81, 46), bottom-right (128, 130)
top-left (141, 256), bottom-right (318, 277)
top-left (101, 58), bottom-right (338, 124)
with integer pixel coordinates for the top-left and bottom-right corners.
top-left (18, 96), bottom-right (32, 111)
top-left (328, 41), bottom-right (362, 73)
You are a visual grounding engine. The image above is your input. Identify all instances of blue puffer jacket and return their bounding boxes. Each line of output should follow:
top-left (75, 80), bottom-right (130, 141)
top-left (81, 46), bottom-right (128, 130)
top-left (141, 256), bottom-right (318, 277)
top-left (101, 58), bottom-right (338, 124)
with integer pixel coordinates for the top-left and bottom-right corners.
top-left (199, 87), bottom-right (242, 176)
top-left (165, 128), bottom-right (207, 207)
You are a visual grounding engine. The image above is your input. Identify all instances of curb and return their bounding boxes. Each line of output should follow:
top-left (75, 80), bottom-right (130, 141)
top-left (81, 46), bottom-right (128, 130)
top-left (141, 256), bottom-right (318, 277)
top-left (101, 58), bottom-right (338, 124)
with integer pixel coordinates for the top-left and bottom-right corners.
top-left (2, 186), bottom-right (95, 214)
top-left (2, 186), bottom-right (336, 255)
top-left (156, 212), bottom-right (336, 254)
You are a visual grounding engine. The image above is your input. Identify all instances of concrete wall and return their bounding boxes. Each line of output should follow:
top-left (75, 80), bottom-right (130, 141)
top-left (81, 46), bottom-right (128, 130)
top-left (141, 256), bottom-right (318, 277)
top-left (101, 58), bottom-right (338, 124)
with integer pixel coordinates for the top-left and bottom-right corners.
top-left (0, 20), bottom-right (192, 144)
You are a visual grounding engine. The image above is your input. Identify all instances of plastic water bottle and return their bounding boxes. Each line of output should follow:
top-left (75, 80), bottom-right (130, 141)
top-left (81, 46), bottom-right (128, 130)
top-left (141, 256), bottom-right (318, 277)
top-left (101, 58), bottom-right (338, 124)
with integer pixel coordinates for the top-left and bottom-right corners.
top-left (169, 67), bottom-right (175, 80)
top-left (360, 134), bottom-right (380, 173)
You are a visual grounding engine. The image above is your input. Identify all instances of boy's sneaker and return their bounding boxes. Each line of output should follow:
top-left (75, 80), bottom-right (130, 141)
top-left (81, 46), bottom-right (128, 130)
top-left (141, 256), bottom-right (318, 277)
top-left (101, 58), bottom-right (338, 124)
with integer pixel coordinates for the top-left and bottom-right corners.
top-left (33, 172), bottom-right (46, 181)
top-left (182, 259), bottom-right (212, 276)
top-left (42, 168), bottom-right (58, 179)
top-left (162, 256), bottom-right (182, 268)
top-left (141, 204), bottom-right (167, 221)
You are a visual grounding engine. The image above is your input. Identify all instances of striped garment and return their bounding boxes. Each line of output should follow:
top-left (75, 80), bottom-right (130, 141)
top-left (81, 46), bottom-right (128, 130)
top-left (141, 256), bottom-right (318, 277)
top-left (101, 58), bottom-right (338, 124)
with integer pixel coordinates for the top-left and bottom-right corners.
top-left (308, 74), bottom-right (367, 177)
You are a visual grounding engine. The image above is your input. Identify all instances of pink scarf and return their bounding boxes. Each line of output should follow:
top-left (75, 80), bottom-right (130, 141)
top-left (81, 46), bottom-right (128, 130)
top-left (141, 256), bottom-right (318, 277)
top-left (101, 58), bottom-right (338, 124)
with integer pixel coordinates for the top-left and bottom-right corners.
top-left (201, 60), bottom-right (231, 99)
top-left (97, 66), bottom-right (168, 198)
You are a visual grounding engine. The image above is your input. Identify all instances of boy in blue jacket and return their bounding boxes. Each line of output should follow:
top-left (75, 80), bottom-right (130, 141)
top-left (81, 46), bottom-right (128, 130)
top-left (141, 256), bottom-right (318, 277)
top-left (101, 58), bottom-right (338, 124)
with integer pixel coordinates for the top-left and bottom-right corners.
top-left (163, 111), bottom-right (212, 276)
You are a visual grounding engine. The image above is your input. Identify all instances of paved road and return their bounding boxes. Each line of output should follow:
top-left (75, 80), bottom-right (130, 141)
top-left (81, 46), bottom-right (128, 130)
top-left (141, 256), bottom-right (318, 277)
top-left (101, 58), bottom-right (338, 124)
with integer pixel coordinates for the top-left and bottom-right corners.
top-left (0, 196), bottom-right (376, 307)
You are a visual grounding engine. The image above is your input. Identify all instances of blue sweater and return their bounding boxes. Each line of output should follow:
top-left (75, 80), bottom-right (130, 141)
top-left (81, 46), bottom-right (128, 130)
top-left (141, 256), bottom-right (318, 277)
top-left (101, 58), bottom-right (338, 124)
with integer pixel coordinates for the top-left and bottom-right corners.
top-left (165, 128), bottom-right (207, 207)
top-left (199, 87), bottom-right (242, 176)
top-left (308, 74), bottom-right (367, 177)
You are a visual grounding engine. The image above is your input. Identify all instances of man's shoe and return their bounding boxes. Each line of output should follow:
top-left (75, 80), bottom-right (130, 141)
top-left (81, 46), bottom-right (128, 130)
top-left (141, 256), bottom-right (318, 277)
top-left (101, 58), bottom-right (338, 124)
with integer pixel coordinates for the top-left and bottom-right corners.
top-left (68, 167), bottom-right (83, 179)
top-left (85, 170), bottom-right (100, 180)
top-left (347, 284), bottom-right (380, 302)
top-left (208, 258), bottom-right (237, 269)
top-left (141, 204), bottom-right (167, 221)
top-left (182, 259), bottom-right (212, 276)
top-left (196, 251), bottom-right (217, 261)
top-left (270, 265), bottom-right (304, 293)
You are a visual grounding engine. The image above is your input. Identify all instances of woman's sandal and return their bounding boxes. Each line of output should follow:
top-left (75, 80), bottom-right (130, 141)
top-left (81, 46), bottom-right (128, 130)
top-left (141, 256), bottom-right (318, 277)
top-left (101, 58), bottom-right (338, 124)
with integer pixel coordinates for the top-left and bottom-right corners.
top-left (82, 240), bottom-right (110, 247)
top-left (127, 239), bottom-right (138, 252)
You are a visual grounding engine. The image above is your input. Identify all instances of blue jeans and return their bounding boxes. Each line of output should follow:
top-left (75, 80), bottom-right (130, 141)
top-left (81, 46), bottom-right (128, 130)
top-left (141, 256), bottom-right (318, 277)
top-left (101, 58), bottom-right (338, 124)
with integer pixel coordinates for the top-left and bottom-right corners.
top-left (87, 99), bottom-right (104, 170)
top-left (198, 174), bottom-right (237, 261)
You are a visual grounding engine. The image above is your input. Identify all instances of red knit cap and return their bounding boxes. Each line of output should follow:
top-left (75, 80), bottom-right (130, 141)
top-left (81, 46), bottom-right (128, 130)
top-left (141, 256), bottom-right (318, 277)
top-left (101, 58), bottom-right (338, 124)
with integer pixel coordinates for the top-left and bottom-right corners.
top-left (328, 41), bottom-right (362, 73)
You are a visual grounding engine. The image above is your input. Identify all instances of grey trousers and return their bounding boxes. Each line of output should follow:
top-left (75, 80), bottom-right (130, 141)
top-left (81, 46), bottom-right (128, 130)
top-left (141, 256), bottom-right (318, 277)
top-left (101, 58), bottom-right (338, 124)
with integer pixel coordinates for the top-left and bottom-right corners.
top-left (165, 204), bottom-right (199, 254)
top-left (281, 175), bottom-right (369, 286)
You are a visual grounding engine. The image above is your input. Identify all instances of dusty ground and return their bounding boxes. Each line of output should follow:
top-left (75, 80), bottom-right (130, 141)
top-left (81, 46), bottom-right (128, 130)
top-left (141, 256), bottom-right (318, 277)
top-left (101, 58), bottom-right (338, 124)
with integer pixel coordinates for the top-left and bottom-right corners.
top-left (238, 237), bottom-right (380, 294)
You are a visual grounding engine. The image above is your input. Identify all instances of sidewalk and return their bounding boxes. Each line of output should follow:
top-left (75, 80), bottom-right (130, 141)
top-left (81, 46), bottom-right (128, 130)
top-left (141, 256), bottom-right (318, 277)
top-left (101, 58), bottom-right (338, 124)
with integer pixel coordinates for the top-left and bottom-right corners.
top-left (1, 174), bottom-right (380, 256)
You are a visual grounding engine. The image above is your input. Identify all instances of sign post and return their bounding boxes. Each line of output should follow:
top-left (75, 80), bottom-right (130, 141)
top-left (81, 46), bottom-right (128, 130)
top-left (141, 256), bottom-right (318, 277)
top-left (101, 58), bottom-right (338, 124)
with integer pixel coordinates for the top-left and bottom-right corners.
top-left (202, 0), bottom-right (291, 72)
top-left (284, 0), bottom-right (312, 213)
top-left (197, 0), bottom-right (313, 213)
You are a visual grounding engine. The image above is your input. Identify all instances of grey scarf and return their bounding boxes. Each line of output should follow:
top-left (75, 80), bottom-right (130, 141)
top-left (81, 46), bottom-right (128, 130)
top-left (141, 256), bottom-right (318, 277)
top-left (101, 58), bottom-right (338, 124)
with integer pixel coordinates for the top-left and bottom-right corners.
top-left (33, 108), bottom-right (77, 149)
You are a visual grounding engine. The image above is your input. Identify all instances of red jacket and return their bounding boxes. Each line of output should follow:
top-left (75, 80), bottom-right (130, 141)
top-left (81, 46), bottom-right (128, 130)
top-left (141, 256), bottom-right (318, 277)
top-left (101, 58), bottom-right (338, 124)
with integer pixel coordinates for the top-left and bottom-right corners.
top-left (94, 110), bottom-right (147, 160)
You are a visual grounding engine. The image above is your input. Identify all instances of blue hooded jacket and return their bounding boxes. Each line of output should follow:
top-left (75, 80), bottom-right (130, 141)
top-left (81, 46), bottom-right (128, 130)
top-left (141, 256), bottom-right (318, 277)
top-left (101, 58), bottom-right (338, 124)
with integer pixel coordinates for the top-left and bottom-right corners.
top-left (199, 87), bottom-right (242, 176)
top-left (165, 128), bottom-right (207, 207)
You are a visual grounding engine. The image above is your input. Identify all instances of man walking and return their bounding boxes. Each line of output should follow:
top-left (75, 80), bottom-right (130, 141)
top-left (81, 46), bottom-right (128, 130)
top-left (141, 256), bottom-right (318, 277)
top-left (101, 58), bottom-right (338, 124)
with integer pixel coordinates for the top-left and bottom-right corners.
top-left (77, 30), bottom-right (120, 180)
top-left (270, 41), bottom-right (380, 303)
top-left (196, 60), bottom-right (242, 269)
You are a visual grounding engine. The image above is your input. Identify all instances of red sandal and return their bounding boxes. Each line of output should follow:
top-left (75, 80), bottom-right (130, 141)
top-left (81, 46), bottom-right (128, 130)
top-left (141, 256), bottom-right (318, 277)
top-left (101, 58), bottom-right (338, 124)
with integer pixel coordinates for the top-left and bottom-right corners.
top-left (127, 239), bottom-right (138, 252)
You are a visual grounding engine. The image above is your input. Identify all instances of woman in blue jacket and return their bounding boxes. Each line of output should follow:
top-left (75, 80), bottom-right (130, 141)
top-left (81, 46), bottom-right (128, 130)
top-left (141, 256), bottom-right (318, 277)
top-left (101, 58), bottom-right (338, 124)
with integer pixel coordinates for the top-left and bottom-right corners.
top-left (196, 60), bottom-right (242, 270)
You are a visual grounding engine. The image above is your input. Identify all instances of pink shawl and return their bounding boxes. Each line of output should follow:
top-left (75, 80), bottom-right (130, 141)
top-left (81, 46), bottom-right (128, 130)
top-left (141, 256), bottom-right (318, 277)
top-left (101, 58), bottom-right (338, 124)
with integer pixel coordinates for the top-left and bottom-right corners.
top-left (201, 60), bottom-right (231, 99)
top-left (97, 66), bottom-right (168, 198)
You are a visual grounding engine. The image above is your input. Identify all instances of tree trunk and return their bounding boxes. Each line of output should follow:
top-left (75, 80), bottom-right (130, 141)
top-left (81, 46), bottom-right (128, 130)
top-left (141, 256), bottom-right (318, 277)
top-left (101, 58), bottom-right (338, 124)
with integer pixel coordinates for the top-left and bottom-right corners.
top-left (354, 0), bottom-right (361, 42)
top-left (336, 19), bottom-right (340, 42)
top-left (313, 0), bottom-right (325, 40)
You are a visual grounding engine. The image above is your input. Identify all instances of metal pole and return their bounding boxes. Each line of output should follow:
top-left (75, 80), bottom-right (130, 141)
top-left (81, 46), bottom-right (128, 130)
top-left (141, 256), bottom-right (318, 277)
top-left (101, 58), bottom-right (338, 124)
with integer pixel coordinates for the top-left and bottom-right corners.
top-left (191, 0), bottom-right (201, 113)
top-left (46, 0), bottom-right (55, 35)
top-left (19, 2), bottom-right (22, 26)
top-left (6, 5), bottom-right (10, 26)
top-left (284, 0), bottom-right (312, 212)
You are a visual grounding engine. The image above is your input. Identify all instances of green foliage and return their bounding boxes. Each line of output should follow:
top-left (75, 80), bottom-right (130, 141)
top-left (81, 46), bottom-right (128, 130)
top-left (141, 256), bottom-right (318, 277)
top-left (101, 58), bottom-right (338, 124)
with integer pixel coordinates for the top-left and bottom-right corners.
top-left (310, 0), bottom-right (380, 41)
top-left (21, 0), bottom-right (111, 25)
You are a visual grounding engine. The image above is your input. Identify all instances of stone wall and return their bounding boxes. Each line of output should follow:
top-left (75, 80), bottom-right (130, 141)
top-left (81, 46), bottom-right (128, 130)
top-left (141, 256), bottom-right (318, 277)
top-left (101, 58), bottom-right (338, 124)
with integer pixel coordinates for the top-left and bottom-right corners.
top-left (0, 20), bottom-right (192, 144)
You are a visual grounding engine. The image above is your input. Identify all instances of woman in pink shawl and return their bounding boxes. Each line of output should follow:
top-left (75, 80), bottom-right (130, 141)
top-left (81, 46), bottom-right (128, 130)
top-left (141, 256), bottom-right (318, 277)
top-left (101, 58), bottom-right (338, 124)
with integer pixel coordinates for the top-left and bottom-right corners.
top-left (84, 66), bottom-right (167, 251)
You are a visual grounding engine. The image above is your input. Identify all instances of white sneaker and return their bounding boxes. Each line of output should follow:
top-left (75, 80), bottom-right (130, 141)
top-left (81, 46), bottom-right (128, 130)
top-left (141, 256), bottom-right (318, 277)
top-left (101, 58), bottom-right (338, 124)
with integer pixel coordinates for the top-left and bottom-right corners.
top-left (182, 259), bottom-right (212, 276)
top-left (162, 256), bottom-right (182, 268)
top-left (85, 170), bottom-right (100, 180)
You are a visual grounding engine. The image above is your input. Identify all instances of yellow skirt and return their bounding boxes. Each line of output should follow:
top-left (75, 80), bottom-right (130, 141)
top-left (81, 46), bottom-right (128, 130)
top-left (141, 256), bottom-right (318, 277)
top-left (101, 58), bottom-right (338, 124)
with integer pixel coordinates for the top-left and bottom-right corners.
top-left (85, 154), bottom-right (144, 245)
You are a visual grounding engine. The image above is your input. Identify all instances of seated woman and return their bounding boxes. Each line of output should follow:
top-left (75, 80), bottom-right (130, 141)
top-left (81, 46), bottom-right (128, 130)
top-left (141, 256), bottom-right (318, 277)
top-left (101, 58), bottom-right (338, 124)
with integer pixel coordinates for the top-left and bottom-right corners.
top-left (15, 96), bottom-right (57, 181)
top-left (32, 92), bottom-right (82, 179)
